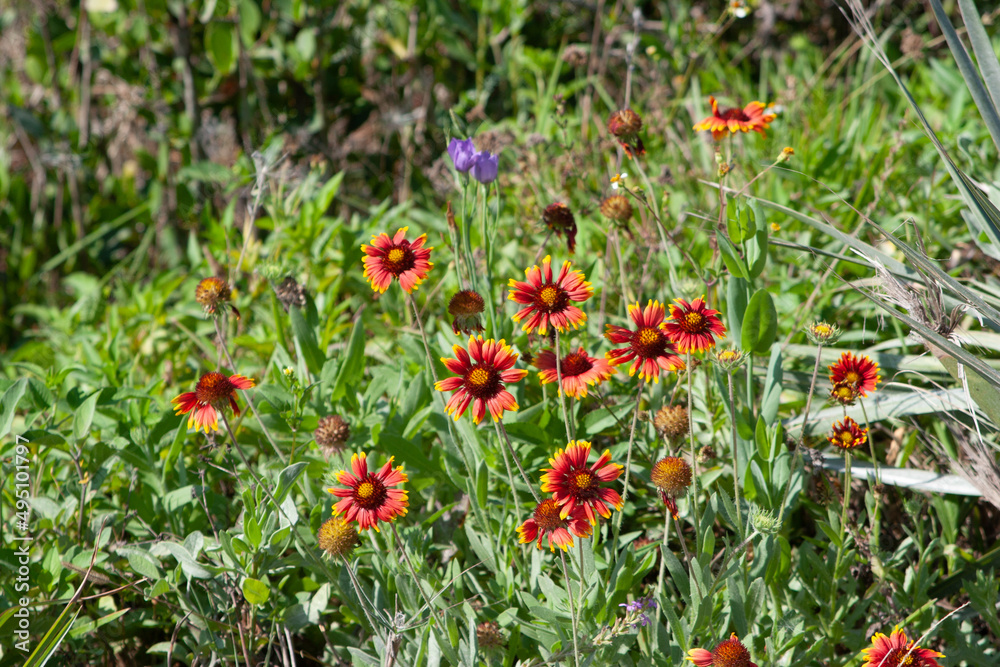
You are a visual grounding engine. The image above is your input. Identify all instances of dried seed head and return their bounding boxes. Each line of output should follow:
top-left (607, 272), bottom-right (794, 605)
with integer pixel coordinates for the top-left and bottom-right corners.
top-left (608, 109), bottom-right (643, 138)
top-left (651, 457), bottom-right (692, 498)
top-left (195, 277), bottom-right (233, 315)
top-left (600, 195), bottom-right (633, 224)
top-left (275, 276), bottom-right (307, 311)
top-left (697, 445), bottom-right (717, 463)
top-left (476, 621), bottom-right (506, 650)
top-left (653, 405), bottom-right (689, 440)
top-left (448, 290), bottom-right (486, 335)
top-left (318, 517), bottom-right (358, 558)
top-left (315, 415), bottom-right (351, 453)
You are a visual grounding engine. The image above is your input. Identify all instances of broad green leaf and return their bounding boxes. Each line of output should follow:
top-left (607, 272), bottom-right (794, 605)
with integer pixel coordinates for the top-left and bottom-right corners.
top-left (331, 317), bottom-right (365, 401)
top-left (205, 23), bottom-right (236, 75)
top-left (242, 578), bottom-right (270, 606)
top-left (741, 289), bottom-right (776, 355)
top-left (0, 378), bottom-right (28, 439)
top-left (73, 390), bottom-right (99, 442)
top-left (717, 233), bottom-right (747, 279)
top-left (290, 306), bottom-right (325, 375)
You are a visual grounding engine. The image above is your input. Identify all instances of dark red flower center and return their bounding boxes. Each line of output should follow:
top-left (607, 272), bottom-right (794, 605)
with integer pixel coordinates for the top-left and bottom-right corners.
top-left (676, 310), bottom-right (708, 334)
top-left (559, 352), bottom-right (593, 377)
top-left (195, 372), bottom-right (236, 405)
top-left (352, 474), bottom-right (388, 510)
top-left (632, 327), bottom-right (668, 359)
top-left (720, 107), bottom-right (750, 122)
top-left (534, 284), bottom-right (570, 314)
top-left (881, 647), bottom-right (923, 667)
top-left (569, 469), bottom-right (598, 499)
top-left (382, 244), bottom-right (416, 276)
top-left (464, 364), bottom-right (501, 399)
top-left (712, 637), bottom-right (752, 667)
top-left (533, 499), bottom-right (565, 530)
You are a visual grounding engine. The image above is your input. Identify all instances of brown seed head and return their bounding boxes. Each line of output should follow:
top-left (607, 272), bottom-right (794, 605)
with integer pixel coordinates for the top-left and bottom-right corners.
top-left (600, 195), bottom-right (633, 223)
top-left (653, 405), bottom-right (689, 440)
top-left (697, 445), bottom-right (717, 463)
top-left (476, 621), bottom-right (506, 650)
top-left (315, 415), bottom-right (350, 453)
top-left (275, 276), bottom-right (307, 311)
top-left (195, 277), bottom-right (232, 315)
top-left (650, 457), bottom-right (692, 497)
top-left (448, 290), bottom-right (486, 335)
top-left (318, 517), bottom-right (358, 558)
top-left (608, 109), bottom-right (643, 138)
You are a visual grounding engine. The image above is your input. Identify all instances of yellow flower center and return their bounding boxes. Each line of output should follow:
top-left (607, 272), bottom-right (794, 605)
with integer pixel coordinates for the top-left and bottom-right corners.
top-left (356, 481), bottom-right (375, 499)
top-left (845, 371), bottom-right (861, 385)
top-left (468, 367), bottom-right (490, 388)
top-left (684, 312), bottom-right (705, 330)
top-left (840, 433), bottom-right (853, 446)
top-left (387, 248), bottom-right (405, 264)
top-left (539, 286), bottom-right (560, 307)
top-left (814, 324), bottom-right (831, 335)
top-left (718, 350), bottom-right (740, 362)
top-left (533, 499), bottom-right (564, 530)
top-left (572, 470), bottom-right (595, 491)
top-left (638, 328), bottom-right (660, 346)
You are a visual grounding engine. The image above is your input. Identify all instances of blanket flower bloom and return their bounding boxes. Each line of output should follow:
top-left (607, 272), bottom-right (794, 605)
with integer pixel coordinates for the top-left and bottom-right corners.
top-left (686, 633), bottom-right (758, 667)
top-left (327, 452), bottom-right (408, 532)
top-left (508, 255), bottom-right (592, 335)
top-left (435, 336), bottom-right (528, 424)
top-left (829, 351), bottom-right (881, 397)
top-left (195, 277), bottom-right (239, 318)
top-left (534, 347), bottom-right (615, 398)
top-left (861, 627), bottom-right (944, 667)
top-left (541, 441), bottom-right (623, 525)
top-left (172, 372), bottom-right (256, 433)
top-left (516, 498), bottom-right (592, 552)
top-left (361, 227), bottom-right (433, 294)
top-left (605, 300), bottom-right (685, 382)
top-left (828, 416), bottom-right (868, 451)
top-left (665, 296), bottom-right (727, 353)
top-left (693, 96), bottom-right (776, 140)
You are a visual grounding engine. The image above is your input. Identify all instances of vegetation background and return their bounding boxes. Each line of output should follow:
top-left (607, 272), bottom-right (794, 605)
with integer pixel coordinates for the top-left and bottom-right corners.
top-left (2, 0), bottom-right (1000, 665)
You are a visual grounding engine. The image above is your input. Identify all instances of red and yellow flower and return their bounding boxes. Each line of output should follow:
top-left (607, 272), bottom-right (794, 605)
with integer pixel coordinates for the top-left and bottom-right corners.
top-left (327, 452), bottom-right (408, 532)
top-left (605, 300), bottom-right (686, 383)
top-left (507, 255), bottom-right (592, 335)
top-left (434, 336), bottom-right (528, 424)
top-left (828, 416), bottom-right (868, 451)
top-left (693, 96), bottom-right (777, 140)
top-left (664, 296), bottom-right (727, 353)
top-left (172, 372), bottom-right (256, 433)
top-left (533, 347), bottom-right (615, 398)
top-left (686, 633), bottom-right (758, 667)
top-left (861, 627), bottom-right (944, 667)
top-left (516, 498), bottom-right (593, 552)
top-left (541, 441), bottom-right (624, 525)
top-left (829, 351), bottom-right (881, 397)
top-left (361, 227), bottom-right (433, 294)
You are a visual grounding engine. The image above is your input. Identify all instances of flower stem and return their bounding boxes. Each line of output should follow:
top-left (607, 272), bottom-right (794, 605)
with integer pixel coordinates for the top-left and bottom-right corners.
top-left (686, 354), bottom-right (700, 551)
top-left (214, 317), bottom-right (287, 464)
top-left (655, 509), bottom-right (671, 596)
top-left (553, 328), bottom-right (574, 444)
top-left (858, 398), bottom-right (882, 553)
top-left (497, 427), bottom-right (522, 519)
top-left (558, 550), bottom-right (582, 667)
top-left (619, 379), bottom-right (645, 508)
top-left (495, 420), bottom-right (541, 504)
top-left (341, 555), bottom-right (380, 632)
top-left (389, 522), bottom-right (436, 621)
top-left (777, 343), bottom-right (823, 526)
top-left (727, 370), bottom-right (742, 537)
top-left (829, 451), bottom-right (852, 608)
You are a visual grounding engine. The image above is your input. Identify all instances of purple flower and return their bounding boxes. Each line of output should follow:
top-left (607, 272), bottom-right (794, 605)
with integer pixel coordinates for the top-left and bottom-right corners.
top-left (471, 151), bottom-right (499, 184)
top-left (448, 138), bottom-right (478, 173)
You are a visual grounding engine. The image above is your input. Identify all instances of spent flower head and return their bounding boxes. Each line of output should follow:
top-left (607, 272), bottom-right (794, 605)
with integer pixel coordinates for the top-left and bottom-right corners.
top-left (195, 277), bottom-right (238, 318)
top-left (607, 109), bottom-right (645, 158)
top-left (318, 517), bottom-right (359, 558)
top-left (448, 290), bottom-right (486, 336)
top-left (542, 202), bottom-right (578, 254)
top-left (714, 347), bottom-right (746, 371)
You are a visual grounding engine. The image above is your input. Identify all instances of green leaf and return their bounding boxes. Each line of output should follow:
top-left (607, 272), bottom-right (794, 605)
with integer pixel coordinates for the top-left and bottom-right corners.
top-left (331, 317), bottom-right (365, 401)
top-left (290, 306), bottom-right (326, 375)
top-left (741, 289), bottom-right (777, 355)
top-left (717, 232), bottom-right (747, 279)
top-left (23, 605), bottom-right (81, 667)
top-left (760, 344), bottom-right (783, 426)
top-left (0, 378), bottom-right (28, 439)
top-left (245, 515), bottom-right (262, 550)
top-left (125, 549), bottom-right (162, 580)
top-left (205, 22), bottom-right (236, 75)
top-left (755, 416), bottom-right (770, 461)
top-left (73, 391), bottom-right (99, 442)
top-left (242, 578), bottom-right (270, 606)
top-left (238, 0), bottom-right (261, 47)
top-left (273, 462), bottom-right (308, 505)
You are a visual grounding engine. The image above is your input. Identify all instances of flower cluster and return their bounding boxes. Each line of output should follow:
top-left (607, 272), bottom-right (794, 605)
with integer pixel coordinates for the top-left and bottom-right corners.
top-left (447, 137), bottom-right (499, 184)
top-left (517, 441), bottom-right (623, 551)
top-left (618, 596), bottom-right (656, 628)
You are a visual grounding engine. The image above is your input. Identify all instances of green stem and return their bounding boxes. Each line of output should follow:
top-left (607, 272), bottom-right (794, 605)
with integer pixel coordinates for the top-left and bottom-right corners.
top-left (554, 328), bottom-right (574, 444)
top-left (390, 521), bottom-right (436, 620)
top-left (727, 370), bottom-right (742, 537)
top-left (686, 354), bottom-right (700, 552)
top-left (777, 343), bottom-right (823, 526)
top-left (559, 550), bottom-right (582, 667)
top-left (495, 420), bottom-right (541, 504)
top-left (829, 451), bottom-right (852, 608)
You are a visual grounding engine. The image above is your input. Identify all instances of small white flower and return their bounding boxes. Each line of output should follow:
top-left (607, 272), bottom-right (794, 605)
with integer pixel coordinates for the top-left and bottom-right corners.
top-left (611, 173), bottom-right (628, 189)
top-left (282, 367), bottom-right (294, 377)
top-left (729, 0), bottom-right (750, 18)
